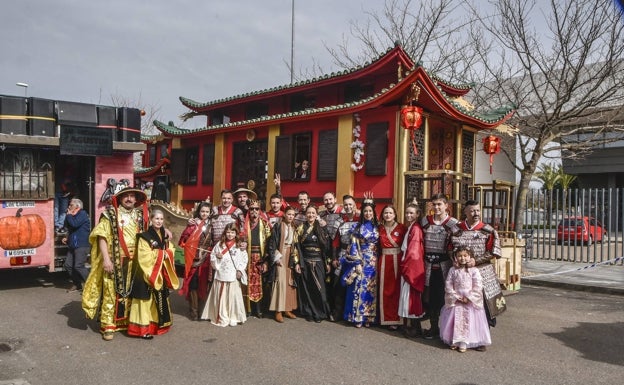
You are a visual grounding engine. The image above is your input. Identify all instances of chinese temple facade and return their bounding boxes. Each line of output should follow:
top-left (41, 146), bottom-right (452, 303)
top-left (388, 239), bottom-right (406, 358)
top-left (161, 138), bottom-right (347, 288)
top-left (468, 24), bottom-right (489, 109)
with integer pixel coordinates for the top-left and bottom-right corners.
top-left (137, 44), bottom-right (514, 217)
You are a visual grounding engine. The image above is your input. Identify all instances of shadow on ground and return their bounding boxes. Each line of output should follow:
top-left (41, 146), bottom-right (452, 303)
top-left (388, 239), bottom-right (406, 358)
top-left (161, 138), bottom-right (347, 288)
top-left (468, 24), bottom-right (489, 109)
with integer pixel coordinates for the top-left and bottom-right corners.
top-left (545, 321), bottom-right (624, 366)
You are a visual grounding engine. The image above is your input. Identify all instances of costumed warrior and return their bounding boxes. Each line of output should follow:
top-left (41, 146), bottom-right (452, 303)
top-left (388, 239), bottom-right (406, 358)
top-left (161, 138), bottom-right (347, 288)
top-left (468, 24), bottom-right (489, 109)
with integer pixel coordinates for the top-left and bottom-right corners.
top-left (241, 199), bottom-right (272, 318)
top-left (82, 187), bottom-right (149, 341)
top-left (210, 189), bottom-right (245, 246)
top-left (179, 199), bottom-right (213, 320)
top-left (450, 200), bottom-right (505, 352)
top-left (420, 193), bottom-right (458, 339)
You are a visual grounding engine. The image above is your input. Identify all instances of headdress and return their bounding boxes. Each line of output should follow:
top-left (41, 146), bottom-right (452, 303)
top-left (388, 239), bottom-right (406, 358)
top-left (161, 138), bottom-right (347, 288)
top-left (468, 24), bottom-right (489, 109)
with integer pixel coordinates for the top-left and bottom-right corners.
top-left (112, 187), bottom-right (147, 208)
top-left (233, 188), bottom-right (258, 200)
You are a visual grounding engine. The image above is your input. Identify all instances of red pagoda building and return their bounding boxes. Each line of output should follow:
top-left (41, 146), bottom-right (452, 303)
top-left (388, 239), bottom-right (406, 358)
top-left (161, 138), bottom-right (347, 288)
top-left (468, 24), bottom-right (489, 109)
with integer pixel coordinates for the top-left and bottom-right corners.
top-left (138, 44), bottom-right (514, 215)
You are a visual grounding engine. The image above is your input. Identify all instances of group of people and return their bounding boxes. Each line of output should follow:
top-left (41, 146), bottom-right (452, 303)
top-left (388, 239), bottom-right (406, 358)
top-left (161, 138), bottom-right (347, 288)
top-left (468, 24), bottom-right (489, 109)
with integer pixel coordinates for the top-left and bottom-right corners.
top-left (174, 184), bottom-right (506, 352)
top-left (80, 180), bottom-right (506, 352)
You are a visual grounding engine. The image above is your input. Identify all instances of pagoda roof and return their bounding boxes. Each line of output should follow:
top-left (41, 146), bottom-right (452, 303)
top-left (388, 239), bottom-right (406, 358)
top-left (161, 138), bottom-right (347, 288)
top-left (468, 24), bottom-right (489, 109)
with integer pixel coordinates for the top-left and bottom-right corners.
top-left (154, 63), bottom-right (515, 139)
top-left (140, 133), bottom-right (169, 144)
top-left (180, 44), bottom-right (414, 112)
top-left (134, 157), bottom-right (170, 178)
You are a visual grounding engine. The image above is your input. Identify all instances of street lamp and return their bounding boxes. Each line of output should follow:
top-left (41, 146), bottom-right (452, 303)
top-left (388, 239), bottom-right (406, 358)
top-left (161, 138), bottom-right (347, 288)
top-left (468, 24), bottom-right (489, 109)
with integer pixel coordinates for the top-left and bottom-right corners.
top-left (16, 82), bottom-right (28, 97)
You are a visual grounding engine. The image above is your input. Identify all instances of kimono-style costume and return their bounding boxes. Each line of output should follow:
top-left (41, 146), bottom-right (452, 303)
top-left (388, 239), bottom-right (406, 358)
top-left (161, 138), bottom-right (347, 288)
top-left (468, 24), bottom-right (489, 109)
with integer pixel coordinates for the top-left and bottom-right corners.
top-left (242, 216), bottom-right (271, 315)
top-left (179, 219), bottom-right (213, 320)
top-left (378, 222), bottom-right (407, 325)
top-left (439, 266), bottom-right (492, 349)
top-left (341, 221), bottom-right (379, 325)
top-left (451, 220), bottom-right (505, 326)
top-left (127, 226), bottom-right (180, 337)
top-left (82, 205), bottom-right (147, 335)
top-left (398, 222), bottom-right (426, 319)
top-left (296, 222), bottom-right (332, 321)
top-left (201, 241), bottom-right (248, 327)
top-left (266, 221), bottom-right (299, 313)
top-left (331, 212), bottom-right (359, 320)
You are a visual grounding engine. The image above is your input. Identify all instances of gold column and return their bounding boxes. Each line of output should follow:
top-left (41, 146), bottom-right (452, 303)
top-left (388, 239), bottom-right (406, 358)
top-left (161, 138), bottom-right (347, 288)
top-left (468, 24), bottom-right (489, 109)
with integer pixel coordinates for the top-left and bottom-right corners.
top-left (395, 110), bottom-right (408, 216)
top-left (265, 124), bottom-right (281, 208)
top-left (336, 114), bottom-right (355, 200)
top-left (170, 138), bottom-right (183, 204)
top-left (422, 115), bottom-right (430, 199)
top-left (213, 133), bottom-right (226, 205)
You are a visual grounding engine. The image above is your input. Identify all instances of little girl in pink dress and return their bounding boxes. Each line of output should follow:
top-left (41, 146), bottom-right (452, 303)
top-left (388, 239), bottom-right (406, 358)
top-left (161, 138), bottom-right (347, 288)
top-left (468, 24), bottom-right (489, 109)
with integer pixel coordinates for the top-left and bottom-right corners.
top-left (439, 246), bottom-right (492, 352)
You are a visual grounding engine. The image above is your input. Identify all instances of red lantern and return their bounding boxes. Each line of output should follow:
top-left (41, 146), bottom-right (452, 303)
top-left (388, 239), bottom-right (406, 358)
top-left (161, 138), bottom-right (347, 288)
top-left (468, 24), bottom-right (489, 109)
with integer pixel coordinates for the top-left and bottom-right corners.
top-left (401, 106), bottom-right (423, 155)
top-left (483, 135), bottom-right (501, 174)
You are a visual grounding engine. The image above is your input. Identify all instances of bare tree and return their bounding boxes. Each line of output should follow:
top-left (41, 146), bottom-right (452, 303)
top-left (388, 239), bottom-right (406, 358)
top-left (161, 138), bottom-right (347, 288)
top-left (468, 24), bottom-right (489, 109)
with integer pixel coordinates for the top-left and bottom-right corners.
top-left (465, 0), bottom-right (624, 230)
top-left (109, 92), bottom-right (162, 135)
top-left (323, 0), bottom-right (624, 231)
top-left (325, 0), bottom-right (480, 82)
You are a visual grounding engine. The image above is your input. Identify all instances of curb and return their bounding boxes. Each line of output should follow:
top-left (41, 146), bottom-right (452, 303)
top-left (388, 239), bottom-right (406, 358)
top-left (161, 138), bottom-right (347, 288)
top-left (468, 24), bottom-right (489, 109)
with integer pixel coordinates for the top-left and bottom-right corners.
top-left (522, 277), bottom-right (624, 296)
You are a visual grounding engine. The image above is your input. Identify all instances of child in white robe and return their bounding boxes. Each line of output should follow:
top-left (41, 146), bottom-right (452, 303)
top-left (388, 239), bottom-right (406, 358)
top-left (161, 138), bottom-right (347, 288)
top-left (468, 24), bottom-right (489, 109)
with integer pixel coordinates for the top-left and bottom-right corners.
top-left (200, 223), bottom-right (248, 327)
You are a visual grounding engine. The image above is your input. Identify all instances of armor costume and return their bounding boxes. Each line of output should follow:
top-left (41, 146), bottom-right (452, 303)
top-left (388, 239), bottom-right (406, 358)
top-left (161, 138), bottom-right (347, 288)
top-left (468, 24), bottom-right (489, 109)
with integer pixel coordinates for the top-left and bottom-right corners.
top-left (420, 214), bottom-right (458, 337)
top-left (451, 221), bottom-right (506, 325)
top-left (319, 205), bottom-right (343, 240)
top-left (211, 205), bottom-right (244, 243)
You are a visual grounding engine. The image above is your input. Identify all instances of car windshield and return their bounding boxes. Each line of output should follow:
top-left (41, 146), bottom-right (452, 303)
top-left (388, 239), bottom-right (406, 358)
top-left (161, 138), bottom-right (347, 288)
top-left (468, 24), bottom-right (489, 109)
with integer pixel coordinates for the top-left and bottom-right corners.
top-left (559, 219), bottom-right (585, 228)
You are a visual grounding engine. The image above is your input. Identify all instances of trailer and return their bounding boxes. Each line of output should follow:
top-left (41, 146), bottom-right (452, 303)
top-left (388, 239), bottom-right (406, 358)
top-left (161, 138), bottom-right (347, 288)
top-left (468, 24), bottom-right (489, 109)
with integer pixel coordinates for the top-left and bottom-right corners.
top-left (0, 95), bottom-right (145, 271)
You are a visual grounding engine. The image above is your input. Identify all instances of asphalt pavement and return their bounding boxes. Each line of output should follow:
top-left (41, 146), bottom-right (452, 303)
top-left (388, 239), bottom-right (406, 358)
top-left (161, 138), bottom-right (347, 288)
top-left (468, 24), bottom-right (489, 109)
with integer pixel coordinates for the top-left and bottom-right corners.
top-left (521, 257), bottom-right (624, 295)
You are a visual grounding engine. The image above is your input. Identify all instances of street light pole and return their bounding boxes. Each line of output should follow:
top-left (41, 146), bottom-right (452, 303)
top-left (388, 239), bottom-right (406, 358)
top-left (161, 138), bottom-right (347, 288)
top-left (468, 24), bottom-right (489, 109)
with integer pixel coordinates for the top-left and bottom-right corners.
top-left (16, 82), bottom-right (28, 97)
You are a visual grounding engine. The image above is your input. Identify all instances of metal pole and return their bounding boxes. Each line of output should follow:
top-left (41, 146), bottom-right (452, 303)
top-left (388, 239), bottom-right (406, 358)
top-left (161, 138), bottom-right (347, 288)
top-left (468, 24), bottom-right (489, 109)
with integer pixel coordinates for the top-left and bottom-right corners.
top-left (290, 0), bottom-right (295, 84)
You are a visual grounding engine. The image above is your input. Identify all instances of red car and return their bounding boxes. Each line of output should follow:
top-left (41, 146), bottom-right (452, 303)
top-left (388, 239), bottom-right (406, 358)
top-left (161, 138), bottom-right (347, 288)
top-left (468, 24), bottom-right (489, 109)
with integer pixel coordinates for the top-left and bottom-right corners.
top-left (556, 216), bottom-right (606, 245)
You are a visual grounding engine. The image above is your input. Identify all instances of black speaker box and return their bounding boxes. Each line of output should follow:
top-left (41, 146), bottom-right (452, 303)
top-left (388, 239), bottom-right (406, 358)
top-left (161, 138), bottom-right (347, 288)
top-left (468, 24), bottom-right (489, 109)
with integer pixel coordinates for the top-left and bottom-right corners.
top-left (117, 107), bottom-right (141, 142)
top-left (97, 106), bottom-right (117, 141)
top-left (57, 101), bottom-right (97, 126)
top-left (0, 95), bottom-right (28, 135)
top-left (28, 97), bottom-right (56, 137)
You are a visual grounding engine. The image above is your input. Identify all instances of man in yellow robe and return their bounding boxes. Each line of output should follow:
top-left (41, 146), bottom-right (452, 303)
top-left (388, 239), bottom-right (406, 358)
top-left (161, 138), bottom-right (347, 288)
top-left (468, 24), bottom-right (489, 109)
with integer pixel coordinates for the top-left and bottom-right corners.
top-left (82, 187), bottom-right (149, 341)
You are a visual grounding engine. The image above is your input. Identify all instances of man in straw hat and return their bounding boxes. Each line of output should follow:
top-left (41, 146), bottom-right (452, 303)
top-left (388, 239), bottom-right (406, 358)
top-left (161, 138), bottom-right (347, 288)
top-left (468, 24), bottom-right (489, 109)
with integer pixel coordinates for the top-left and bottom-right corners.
top-left (233, 187), bottom-right (257, 217)
top-left (82, 186), bottom-right (149, 341)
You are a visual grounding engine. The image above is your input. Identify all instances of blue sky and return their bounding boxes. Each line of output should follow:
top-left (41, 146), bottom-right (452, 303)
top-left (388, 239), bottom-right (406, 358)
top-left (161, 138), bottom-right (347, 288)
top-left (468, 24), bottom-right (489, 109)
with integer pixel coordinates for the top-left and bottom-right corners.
top-left (1, 0), bottom-right (384, 128)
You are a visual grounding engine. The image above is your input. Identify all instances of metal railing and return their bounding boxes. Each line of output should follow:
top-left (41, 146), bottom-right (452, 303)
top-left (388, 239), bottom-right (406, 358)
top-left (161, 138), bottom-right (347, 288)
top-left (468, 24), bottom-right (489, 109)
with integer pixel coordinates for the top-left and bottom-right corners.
top-left (0, 170), bottom-right (51, 199)
top-left (523, 188), bottom-right (624, 265)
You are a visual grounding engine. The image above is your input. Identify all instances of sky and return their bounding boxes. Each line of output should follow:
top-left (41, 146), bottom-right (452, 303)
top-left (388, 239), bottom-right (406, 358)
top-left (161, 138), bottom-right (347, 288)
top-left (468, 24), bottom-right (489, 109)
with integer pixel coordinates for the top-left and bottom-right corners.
top-left (1, 0), bottom-right (386, 129)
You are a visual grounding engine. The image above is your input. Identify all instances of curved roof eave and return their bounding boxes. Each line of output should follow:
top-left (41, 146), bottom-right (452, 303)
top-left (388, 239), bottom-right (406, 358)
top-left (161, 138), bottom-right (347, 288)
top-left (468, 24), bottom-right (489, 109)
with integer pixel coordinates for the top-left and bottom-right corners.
top-left (412, 67), bottom-right (515, 129)
top-left (180, 45), bottom-right (415, 112)
top-left (157, 67), bottom-right (515, 138)
top-left (134, 157), bottom-right (170, 178)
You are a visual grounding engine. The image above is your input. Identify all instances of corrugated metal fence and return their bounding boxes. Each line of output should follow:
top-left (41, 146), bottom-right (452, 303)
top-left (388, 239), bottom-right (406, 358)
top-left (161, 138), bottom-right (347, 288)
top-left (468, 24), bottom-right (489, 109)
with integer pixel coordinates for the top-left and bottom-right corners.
top-left (523, 188), bottom-right (624, 265)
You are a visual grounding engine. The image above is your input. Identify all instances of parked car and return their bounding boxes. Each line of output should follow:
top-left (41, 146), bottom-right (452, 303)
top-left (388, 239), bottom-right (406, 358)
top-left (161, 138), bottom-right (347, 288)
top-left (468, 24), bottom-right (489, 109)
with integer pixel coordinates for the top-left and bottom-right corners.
top-left (556, 216), bottom-right (606, 245)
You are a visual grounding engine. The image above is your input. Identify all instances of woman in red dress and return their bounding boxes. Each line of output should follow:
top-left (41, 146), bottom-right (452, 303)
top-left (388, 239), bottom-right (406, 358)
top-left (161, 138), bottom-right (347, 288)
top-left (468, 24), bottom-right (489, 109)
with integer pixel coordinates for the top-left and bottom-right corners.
top-left (377, 205), bottom-right (407, 330)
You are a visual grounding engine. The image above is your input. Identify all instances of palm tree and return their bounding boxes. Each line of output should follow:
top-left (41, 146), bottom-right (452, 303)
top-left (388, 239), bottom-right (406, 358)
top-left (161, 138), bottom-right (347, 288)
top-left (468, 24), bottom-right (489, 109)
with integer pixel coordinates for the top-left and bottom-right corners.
top-left (533, 163), bottom-right (560, 191)
top-left (557, 168), bottom-right (577, 215)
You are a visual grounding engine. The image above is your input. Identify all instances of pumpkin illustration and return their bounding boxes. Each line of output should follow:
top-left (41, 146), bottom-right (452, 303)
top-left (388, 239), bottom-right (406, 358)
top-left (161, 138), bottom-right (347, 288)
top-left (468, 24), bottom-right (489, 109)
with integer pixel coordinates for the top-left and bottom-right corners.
top-left (0, 208), bottom-right (47, 250)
